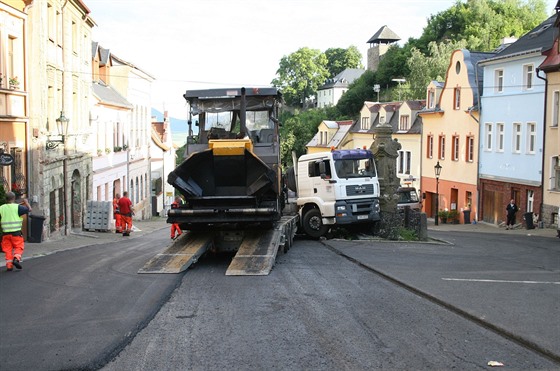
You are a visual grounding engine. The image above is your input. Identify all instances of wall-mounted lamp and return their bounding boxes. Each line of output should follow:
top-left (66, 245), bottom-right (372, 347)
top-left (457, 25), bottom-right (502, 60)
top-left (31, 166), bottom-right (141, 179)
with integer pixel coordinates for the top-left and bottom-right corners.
top-left (46, 111), bottom-right (69, 150)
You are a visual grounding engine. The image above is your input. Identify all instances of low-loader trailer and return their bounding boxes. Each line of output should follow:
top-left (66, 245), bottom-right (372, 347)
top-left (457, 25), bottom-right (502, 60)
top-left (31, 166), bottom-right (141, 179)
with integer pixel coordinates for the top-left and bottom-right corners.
top-left (139, 87), bottom-right (298, 275)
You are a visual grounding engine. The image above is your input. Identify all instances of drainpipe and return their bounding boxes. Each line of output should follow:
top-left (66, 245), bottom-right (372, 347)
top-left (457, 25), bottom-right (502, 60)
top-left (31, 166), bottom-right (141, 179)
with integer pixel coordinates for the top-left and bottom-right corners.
top-left (61, 0), bottom-right (69, 236)
top-left (536, 68), bottom-right (547, 224)
top-left (473, 60), bottom-right (483, 223)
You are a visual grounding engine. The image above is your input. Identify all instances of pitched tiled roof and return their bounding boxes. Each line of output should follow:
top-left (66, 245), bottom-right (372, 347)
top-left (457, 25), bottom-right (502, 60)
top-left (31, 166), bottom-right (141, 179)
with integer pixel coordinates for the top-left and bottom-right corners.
top-left (319, 68), bottom-right (366, 90)
top-left (307, 120), bottom-right (353, 148)
top-left (367, 25), bottom-right (400, 44)
top-left (488, 15), bottom-right (557, 61)
top-left (92, 82), bottom-right (133, 109)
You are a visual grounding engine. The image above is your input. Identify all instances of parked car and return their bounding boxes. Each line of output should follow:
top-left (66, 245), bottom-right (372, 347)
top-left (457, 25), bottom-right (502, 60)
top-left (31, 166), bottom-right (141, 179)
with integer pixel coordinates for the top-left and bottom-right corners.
top-left (397, 187), bottom-right (421, 211)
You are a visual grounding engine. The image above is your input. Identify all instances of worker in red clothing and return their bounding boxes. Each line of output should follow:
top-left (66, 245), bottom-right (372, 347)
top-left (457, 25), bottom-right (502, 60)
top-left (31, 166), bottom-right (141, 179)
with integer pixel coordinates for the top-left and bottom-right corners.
top-left (170, 195), bottom-right (184, 240)
top-left (117, 191), bottom-right (134, 236)
top-left (0, 192), bottom-right (32, 271)
top-left (113, 193), bottom-right (122, 233)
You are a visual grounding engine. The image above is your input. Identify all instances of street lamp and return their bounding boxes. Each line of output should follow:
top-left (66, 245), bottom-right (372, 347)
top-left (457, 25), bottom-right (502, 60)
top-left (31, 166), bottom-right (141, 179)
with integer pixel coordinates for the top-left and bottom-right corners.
top-left (434, 161), bottom-right (442, 226)
top-left (46, 111), bottom-right (69, 150)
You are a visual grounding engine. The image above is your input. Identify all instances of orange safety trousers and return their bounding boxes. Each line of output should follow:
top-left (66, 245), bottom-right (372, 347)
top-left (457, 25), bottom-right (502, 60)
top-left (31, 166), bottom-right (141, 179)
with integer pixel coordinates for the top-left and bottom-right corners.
top-left (121, 215), bottom-right (133, 234)
top-left (2, 234), bottom-right (24, 269)
top-left (115, 213), bottom-right (123, 232)
top-left (170, 223), bottom-right (182, 238)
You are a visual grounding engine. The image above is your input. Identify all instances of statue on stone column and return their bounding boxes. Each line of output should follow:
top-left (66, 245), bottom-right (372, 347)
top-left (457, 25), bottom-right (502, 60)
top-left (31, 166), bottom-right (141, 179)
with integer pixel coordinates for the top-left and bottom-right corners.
top-left (370, 122), bottom-right (402, 239)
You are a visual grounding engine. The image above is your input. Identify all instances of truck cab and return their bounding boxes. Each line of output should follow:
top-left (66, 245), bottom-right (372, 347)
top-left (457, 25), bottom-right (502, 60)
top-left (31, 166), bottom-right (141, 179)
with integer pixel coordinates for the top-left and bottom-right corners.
top-left (295, 149), bottom-right (381, 237)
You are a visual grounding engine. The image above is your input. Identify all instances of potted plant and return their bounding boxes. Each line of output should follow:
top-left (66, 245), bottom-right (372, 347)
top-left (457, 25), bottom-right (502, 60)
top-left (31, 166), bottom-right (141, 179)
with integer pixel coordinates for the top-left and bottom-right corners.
top-left (9, 76), bottom-right (19, 89)
top-left (448, 209), bottom-right (460, 224)
top-left (438, 210), bottom-right (449, 224)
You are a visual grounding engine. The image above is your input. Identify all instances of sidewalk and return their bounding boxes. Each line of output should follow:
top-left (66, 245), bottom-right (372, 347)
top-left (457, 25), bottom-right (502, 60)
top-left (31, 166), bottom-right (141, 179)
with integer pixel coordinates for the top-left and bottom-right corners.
top-left (11, 217), bottom-right (169, 265)
top-left (427, 218), bottom-right (559, 238)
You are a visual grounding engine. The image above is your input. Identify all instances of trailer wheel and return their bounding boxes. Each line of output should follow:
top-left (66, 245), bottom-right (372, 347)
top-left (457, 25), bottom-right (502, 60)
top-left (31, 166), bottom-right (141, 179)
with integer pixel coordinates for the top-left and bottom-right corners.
top-left (302, 209), bottom-right (328, 238)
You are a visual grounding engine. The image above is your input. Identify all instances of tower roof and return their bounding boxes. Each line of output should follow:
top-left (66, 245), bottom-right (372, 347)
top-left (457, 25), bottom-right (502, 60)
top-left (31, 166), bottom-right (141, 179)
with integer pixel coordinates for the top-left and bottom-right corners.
top-left (367, 25), bottom-right (400, 44)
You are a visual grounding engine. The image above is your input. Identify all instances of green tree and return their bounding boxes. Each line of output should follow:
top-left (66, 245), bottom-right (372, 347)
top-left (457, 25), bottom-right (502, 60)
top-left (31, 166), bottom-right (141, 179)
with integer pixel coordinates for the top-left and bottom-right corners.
top-left (337, 0), bottom-right (548, 117)
top-left (407, 40), bottom-right (467, 98)
top-left (272, 47), bottom-right (330, 107)
top-left (279, 108), bottom-right (339, 166)
top-left (336, 70), bottom-right (377, 117)
top-left (417, 0), bottom-right (548, 52)
top-left (325, 46), bottom-right (363, 77)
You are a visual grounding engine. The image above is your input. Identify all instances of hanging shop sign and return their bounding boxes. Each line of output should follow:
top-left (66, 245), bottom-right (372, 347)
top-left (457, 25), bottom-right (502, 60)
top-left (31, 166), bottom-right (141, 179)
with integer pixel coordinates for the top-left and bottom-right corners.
top-left (0, 153), bottom-right (14, 166)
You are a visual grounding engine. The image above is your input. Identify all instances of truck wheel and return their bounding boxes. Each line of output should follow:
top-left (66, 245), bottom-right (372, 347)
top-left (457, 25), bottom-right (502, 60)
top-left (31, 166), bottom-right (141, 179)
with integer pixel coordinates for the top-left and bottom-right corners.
top-left (302, 209), bottom-right (328, 238)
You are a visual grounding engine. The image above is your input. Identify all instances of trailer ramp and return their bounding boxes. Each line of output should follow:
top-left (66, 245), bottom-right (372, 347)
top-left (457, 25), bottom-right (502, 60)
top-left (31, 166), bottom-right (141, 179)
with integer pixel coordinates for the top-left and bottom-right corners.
top-left (225, 229), bottom-right (281, 276)
top-left (138, 232), bottom-right (212, 274)
top-left (226, 215), bottom-right (298, 276)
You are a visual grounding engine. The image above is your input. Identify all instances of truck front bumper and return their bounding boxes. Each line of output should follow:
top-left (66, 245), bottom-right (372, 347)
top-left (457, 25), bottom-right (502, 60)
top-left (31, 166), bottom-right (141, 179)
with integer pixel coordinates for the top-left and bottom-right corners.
top-left (334, 199), bottom-right (380, 225)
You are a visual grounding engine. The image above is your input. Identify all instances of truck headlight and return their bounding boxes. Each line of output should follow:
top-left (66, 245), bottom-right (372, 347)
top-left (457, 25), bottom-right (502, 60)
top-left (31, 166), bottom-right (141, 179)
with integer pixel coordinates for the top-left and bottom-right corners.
top-left (337, 205), bottom-right (346, 211)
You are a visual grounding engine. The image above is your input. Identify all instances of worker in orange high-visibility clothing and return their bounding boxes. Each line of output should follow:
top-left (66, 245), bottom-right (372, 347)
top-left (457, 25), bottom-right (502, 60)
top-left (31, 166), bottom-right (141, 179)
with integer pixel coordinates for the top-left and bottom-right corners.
top-left (117, 191), bottom-right (134, 236)
top-left (0, 192), bottom-right (32, 271)
top-left (113, 193), bottom-right (122, 233)
top-left (170, 195), bottom-right (184, 240)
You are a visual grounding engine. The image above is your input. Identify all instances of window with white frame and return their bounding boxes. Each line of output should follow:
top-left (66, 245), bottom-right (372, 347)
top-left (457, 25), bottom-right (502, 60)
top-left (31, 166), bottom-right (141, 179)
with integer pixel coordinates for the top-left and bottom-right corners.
top-left (495, 69), bottom-right (504, 93)
top-left (523, 64), bottom-right (534, 90)
top-left (553, 91), bottom-right (559, 127)
top-left (497, 123), bottom-right (504, 152)
top-left (466, 136), bottom-right (474, 162)
top-left (399, 115), bottom-right (410, 131)
top-left (527, 122), bottom-right (536, 154)
top-left (397, 150), bottom-right (411, 175)
top-left (361, 117), bottom-right (369, 130)
top-left (513, 123), bottom-right (522, 153)
top-left (452, 135), bottom-right (459, 161)
top-left (428, 89), bottom-right (435, 109)
top-left (454, 87), bottom-right (461, 109)
top-left (526, 190), bottom-right (534, 213)
top-left (439, 135), bottom-right (445, 160)
top-left (427, 135), bottom-right (433, 158)
top-left (485, 123), bottom-right (493, 151)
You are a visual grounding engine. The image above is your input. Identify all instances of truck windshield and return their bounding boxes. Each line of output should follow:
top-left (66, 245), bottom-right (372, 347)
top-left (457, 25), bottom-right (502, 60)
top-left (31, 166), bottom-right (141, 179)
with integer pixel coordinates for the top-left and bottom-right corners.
top-left (334, 158), bottom-right (376, 178)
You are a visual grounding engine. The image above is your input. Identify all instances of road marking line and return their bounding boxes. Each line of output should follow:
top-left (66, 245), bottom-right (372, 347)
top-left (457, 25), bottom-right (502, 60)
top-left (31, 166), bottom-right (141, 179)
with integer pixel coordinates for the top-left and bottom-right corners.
top-left (442, 278), bottom-right (560, 285)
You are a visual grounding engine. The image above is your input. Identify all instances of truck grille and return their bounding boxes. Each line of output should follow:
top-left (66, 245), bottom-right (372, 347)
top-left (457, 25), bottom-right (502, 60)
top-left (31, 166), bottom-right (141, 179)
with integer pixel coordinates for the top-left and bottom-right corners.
top-left (346, 184), bottom-right (374, 196)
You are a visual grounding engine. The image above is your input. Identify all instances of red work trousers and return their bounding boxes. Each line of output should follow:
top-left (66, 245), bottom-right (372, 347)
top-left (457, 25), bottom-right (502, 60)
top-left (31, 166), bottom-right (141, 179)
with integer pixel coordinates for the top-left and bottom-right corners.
top-left (115, 213), bottom-right (123, 232)
top-left (2, 234), bottom-right (24, 269)
top-left (170, 223), bottom-right (182, 239)
top-left (121, 215), bottom-right (133, 234)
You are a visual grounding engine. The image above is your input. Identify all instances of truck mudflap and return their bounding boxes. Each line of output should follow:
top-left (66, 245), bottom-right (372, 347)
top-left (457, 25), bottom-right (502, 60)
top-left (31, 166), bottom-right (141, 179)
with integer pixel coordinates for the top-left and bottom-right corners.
top-left (139, 215), bottom-right (298, 275)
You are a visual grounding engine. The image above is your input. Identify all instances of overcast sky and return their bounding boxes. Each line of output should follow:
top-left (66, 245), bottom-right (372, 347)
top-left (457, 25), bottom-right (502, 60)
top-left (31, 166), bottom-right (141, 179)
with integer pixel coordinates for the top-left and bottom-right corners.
top-left (86, 0), bottom-right (558, 119)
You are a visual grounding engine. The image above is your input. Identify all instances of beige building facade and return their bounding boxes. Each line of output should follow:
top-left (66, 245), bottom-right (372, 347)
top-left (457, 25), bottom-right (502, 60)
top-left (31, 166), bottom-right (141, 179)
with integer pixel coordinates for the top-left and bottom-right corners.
top-left (419, 50), bottom-right (490, 223)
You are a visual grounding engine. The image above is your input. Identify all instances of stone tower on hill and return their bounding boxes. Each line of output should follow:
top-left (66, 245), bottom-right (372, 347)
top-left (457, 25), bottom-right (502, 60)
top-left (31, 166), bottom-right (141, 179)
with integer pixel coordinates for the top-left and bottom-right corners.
top-left (367, 25), bottom-right (400, 72)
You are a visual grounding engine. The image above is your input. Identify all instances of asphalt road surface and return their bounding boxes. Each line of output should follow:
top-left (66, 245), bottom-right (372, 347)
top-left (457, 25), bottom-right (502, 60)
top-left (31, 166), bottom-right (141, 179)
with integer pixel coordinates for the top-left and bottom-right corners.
top-left (1, 228), bottom-right (558, 370)
top-left (0, 229), bottom-right (183, 370)
top-left (103, 234), bottom-right (559, 371)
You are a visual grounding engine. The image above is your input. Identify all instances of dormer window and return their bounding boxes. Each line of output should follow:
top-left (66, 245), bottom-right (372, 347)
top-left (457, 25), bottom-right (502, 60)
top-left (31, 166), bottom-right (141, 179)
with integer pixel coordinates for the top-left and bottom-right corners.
top-left (399, 115), bottom-right (410, 131)
top-left (427, 89), bottom-right (435, 109)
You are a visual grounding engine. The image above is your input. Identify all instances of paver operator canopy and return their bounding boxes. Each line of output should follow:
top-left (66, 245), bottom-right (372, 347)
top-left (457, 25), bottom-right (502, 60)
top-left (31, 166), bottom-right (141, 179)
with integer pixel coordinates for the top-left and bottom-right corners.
top-left (167, 87), bottom-right (284, 229)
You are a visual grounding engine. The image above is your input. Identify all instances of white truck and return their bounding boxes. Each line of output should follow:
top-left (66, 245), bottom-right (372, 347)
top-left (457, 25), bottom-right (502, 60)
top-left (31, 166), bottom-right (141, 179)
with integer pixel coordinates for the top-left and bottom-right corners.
top-left (289, 149), bottom-right (381, 238)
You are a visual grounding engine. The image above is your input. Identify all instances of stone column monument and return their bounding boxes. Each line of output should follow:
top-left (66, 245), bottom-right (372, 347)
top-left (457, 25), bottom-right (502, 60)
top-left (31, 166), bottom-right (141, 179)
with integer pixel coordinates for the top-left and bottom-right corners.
top-left (370, 121), bottom-right (401, 239)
